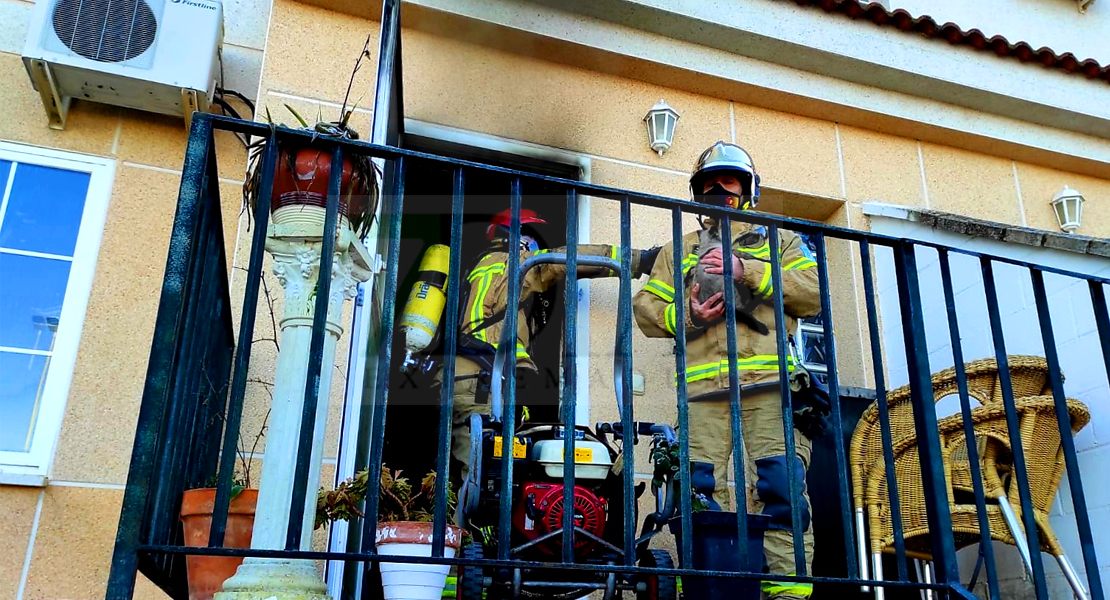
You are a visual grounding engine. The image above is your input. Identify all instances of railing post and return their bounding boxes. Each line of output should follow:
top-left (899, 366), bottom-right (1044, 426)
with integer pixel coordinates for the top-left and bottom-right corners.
top-left (107, 114), bottom-right (215, 600)
top-left (892, 242), bottom-right (959, 587)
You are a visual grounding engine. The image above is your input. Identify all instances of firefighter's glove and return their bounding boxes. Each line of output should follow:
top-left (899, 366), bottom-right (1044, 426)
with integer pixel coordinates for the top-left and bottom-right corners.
top-left (635, 246), bottom-right (663, 278)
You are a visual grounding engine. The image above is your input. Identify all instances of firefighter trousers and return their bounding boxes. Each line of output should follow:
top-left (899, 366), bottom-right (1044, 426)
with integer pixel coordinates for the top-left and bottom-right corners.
top-left (450, 376), bottom-right (486, 488)
top-left (687, 388), bottom-right (815, 600)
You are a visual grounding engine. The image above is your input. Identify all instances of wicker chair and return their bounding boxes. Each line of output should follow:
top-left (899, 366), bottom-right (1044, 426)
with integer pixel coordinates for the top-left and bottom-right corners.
top-left (858, 394), bottom-right (1090, 600)
top-left (848, 356), bottom-right (1057, 596)
top-left (849, 357), bottom-right (1053, 568)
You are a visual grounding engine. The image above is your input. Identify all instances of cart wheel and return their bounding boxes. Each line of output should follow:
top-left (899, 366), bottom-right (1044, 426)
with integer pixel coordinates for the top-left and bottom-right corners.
top-left (458, 541), bottom-right (486, 600)
top-left (637, 549), bottom-right (677, 600)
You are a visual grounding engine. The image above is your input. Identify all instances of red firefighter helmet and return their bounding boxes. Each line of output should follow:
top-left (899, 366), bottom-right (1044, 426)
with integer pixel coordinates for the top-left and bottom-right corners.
top-left (486, 208), bottom-right (547, 241)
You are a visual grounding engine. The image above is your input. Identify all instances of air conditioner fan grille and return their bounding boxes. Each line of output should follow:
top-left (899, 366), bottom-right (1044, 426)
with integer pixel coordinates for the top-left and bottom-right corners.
top-left (52, 0), bottom-right (158, 63)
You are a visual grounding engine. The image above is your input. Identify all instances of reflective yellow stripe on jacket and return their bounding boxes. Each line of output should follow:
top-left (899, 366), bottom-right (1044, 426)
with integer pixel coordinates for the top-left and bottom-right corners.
top-left (678, 355), bottom-right (797, 384)
top-left (762, 578), bottom-right (813, 598)
top-left (681, 253), bottom-right (698, 276)
top-left (753, 254), bottom-right (818, 298)
top-left (463, 262), bottom-right (531, 361)
top-left (466, 263), bottom-right (505, 344)
top-left (644, 278), bottom-right (675, 303)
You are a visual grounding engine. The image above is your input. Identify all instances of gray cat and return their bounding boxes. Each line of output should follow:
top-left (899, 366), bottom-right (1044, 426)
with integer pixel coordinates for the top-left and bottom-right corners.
top-left (690, 227), bottom-right (759, 328)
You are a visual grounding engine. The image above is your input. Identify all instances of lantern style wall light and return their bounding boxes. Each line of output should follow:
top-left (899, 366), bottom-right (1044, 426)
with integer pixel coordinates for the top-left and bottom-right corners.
top-left (644, 100), bottom-right (680, 156)
top-left (1051, 185), bottom-right (1085, 233)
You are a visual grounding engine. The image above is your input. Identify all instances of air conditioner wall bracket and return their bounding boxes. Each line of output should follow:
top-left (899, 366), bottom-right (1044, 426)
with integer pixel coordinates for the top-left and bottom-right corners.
top-left (29, 59), bottom-right (70, 131)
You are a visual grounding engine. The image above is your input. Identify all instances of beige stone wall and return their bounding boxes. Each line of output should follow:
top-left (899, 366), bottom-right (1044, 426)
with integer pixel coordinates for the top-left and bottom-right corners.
top-left (0, 44), bottom-right (249, 600)
top-left (2, 0), bottom-right (1110, 598)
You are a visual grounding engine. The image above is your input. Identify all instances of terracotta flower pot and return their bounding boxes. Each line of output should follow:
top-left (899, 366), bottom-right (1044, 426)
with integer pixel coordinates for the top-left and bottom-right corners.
top-left (376, 522), bottom-right (462, 600)
top-left (179, 488), bottom-right (258, 600)
top-left (271, 147), bottom-right (368, 218)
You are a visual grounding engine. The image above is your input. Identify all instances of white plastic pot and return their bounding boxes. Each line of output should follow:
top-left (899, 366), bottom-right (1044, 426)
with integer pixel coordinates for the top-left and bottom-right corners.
top-left (376, 522), bottom-right (462, 600)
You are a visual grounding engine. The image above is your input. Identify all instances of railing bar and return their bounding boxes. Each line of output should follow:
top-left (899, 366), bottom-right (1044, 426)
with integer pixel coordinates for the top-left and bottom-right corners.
top-left (767, 225), bottom-right (805, 575)
top-left (362, 156), bottom-right (407, 554)
top-left (980, 258), bottom-right (1049, 600)
top-left (858, 240), bottom-right (909, 581)
top-left (939, 249), bottom-right (1001, 599)
top-left (185, 226), bottom-right (220, 489)
top-left (162, 126), bottom-right (213, 544)
top-left (1074, 280), bottom-right (1110, 598)
top-left (813, 233), bottom-right (859, 578)
top-left (561, 188), bottom-right (579, 564)
top-left (619, 196), bottom-right (636, 566)
top-left (191, 118), bottom-right (1110, 287)
top-left (431, 166), bottom-right (466, 558)
top-left (192, 207), bottom-right (228, 489)
top-left (496, 178), bottom-right (524, 559)
top-left (1033, 272), bottom-right (1103, 600)
top-left (185, 143), bottom-right (219, 530)
top-left (137, 542), bottom-right (952, 587)
top-left (108, 116), bottom-right (214, 600)
top-left (893, 242), bottom-right (958, 583)
top-left (285, 144), bottom-right (344, 550)
top-left (209, 130), bottom-right (277, 547)
top-left (154, 180), bottom-right (208, 545)
top-left (671, 207), bottom-right (693, 570)
top-left (199, 116), bottom-right (1110, 287)
top-left (719, 215), bottom-right (750, 569)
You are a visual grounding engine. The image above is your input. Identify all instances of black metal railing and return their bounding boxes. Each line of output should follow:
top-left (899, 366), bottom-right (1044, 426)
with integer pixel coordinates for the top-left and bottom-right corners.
top-left (105, 108), bottom-right (1110, 600)
top-left (108, 113), bottom-right (236, 595)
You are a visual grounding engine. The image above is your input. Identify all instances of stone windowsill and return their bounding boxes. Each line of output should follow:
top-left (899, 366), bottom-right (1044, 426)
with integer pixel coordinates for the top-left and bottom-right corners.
top-left (862, 203), bottom-right (1110, 259)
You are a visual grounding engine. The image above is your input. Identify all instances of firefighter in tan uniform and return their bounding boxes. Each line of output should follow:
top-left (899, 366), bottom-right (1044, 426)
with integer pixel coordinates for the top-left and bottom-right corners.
top-left (445, 208), bottom-right (658, 486)
top-left (633, 142), bottom-right (821, 600)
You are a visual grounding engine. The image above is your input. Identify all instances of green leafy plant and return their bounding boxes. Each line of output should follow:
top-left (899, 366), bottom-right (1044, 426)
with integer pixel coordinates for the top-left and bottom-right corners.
top-left (243, 33), bottom-right (381, 241)
top-left (650, 436), bottom-right (709, 512)
top-left (203, 474), bottom-right (249, 501)
top-left (315, 466), bottom-right (457, 530)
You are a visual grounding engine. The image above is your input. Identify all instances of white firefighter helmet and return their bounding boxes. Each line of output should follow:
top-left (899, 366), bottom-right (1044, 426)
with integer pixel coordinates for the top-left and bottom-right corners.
top-left (689, 142), bottom-right (760, 210)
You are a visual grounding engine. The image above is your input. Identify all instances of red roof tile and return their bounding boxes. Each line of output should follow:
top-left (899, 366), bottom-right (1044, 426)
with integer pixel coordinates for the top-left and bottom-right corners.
top-left (786, 0), bottom-right (1110, 84)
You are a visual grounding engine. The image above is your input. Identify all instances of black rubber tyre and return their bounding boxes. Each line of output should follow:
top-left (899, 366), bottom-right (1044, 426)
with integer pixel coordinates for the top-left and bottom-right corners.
top-left (636, 549), bottom-right (677, 600)
top-left (458, 541), bottom-right (486, 600)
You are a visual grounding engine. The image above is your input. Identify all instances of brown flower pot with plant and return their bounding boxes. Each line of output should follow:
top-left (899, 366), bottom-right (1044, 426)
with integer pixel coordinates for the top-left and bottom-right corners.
top-left (244, 35), bottom-right (380, 241)
top-left (317, 466), bottom-right (460, 600)
top-left (180, 485), bottom-right (258, 600)
top-left (179, 354), bottom-right (274, 600)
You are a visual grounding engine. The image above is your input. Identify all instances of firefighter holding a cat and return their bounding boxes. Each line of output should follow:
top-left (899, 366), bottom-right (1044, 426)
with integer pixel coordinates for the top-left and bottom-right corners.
top-left (632, 142), bottom-right (821, 600)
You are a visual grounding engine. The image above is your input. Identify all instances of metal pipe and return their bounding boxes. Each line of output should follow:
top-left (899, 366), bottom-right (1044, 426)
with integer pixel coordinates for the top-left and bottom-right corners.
top-left (921, 559), bottom-right (936, 600)
top-left (856, 507), bottom-right (871, 592)
top-left (997, 494), bottom-right (1034, 577)
top-left (873, 552), bottom-right (886, 600)
top-left (1056, 553), bottom-right (1091, 600)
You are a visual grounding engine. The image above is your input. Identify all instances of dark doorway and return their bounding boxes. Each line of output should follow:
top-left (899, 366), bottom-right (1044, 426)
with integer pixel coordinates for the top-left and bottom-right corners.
top-left (380, 134), bottom-right (581, 480)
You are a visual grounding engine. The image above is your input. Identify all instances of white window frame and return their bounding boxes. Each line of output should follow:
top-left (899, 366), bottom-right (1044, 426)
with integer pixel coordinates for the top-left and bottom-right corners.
top-left (0, 141), bottom-right (115, 485)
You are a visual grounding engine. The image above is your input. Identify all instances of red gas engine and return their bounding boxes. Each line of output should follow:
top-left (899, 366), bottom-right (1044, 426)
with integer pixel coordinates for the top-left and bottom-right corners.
top-left (512, 482), bottom-right (607, 557)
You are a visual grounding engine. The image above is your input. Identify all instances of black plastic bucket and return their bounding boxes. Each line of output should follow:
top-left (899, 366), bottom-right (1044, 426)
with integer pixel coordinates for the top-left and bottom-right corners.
top-left (668, 512), bottom-right (770, 600)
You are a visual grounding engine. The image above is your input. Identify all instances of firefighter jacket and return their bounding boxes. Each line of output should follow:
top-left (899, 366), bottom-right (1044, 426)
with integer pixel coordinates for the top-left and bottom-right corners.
top-left (633, 220), bottom-right (820, 400)
top-left (453, 244), bottom-right (644, 378)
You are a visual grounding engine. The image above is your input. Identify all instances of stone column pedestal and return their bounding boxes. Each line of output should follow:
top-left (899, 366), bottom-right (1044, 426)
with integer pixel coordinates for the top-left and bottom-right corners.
top-left (217, 206), bottom-right (372, 600)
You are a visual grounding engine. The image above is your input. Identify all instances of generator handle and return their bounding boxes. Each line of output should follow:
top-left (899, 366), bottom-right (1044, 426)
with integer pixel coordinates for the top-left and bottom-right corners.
top-left (490, 253), bottom-right (620, 422)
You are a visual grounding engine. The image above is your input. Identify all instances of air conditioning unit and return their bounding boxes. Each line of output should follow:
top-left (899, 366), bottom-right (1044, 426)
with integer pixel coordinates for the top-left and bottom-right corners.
top-left (21, 0), bottom-right (223, 130)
